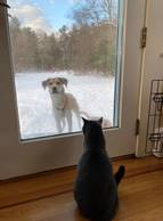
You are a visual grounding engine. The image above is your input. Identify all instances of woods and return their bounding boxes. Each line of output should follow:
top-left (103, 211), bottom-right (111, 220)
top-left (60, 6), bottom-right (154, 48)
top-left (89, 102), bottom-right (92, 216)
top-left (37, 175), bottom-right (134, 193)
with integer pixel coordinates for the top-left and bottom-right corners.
top-left (9, 0), bottom-right (118, 75)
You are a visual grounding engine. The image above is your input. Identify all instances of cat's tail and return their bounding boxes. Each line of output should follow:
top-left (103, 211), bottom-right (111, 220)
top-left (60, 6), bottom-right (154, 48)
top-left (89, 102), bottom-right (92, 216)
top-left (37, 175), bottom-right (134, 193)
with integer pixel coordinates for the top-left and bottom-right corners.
top-left (115, 165), bottom-right (125, 186)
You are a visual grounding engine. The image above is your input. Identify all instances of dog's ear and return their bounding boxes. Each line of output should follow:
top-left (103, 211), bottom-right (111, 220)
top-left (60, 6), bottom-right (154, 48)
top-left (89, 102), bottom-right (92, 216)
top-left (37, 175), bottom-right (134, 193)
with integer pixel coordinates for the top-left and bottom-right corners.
top-left (42, 79), bottom-right (49, 89)
top-left (58, 78), bottom-right (68, 87)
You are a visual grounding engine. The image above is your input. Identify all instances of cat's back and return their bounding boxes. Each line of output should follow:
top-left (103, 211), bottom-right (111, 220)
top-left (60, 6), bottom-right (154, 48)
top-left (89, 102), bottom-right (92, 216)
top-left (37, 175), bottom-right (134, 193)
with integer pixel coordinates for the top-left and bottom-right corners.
top-left (74, 149), bottom-right (117, 220)
top-left (77, 149), bottom-right (114, 188)
top-left (78, 149), bottom-right (112, 175)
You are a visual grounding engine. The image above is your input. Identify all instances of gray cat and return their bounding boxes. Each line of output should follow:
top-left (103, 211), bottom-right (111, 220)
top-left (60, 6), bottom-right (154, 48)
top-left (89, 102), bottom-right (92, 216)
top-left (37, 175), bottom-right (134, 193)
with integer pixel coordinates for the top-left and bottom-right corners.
top-left (74, 117), bottom-right (125, 221)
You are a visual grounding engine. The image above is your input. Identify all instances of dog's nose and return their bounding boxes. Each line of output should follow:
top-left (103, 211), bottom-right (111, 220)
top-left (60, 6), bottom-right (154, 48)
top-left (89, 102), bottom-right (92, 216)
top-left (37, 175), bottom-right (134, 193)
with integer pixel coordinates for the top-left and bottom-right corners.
top-left (52, 87), bottom-right (57, 93)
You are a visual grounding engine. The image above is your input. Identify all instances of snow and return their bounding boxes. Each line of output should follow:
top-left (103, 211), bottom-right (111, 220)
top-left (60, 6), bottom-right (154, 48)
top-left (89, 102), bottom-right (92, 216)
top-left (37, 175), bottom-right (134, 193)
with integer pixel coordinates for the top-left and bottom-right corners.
top-left (14, 72), bottom-right (115, 139)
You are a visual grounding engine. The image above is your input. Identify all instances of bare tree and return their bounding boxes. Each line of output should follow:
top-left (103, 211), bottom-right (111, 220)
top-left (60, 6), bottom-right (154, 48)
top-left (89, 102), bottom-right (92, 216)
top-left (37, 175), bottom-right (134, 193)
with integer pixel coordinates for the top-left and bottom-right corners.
top-left (71, 0), bottom-right (117, 27)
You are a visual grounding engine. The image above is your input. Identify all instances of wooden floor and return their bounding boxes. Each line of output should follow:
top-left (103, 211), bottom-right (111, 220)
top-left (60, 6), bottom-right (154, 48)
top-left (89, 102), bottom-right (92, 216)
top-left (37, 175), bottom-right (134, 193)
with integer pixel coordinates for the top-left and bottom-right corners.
top-left (1, 156), bottom-right (163, 221)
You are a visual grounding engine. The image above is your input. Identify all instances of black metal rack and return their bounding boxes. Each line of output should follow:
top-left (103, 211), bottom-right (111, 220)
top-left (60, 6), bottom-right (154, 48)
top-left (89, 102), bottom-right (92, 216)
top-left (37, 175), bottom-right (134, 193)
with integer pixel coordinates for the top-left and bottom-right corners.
top-left (146, 80), bottom-right (163, 155)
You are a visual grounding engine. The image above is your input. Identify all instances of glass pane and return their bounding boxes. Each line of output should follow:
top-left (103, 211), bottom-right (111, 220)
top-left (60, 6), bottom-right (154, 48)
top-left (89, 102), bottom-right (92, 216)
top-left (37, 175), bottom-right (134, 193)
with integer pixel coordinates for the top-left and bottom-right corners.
top-left (8, 0), bottom-right (124, 140)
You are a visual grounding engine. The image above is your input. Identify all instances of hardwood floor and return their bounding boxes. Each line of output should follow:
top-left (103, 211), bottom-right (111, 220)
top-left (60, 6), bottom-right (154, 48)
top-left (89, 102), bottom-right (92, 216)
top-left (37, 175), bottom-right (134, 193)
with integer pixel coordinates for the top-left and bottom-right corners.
top-left (0, 156), bottom-right (163, 221)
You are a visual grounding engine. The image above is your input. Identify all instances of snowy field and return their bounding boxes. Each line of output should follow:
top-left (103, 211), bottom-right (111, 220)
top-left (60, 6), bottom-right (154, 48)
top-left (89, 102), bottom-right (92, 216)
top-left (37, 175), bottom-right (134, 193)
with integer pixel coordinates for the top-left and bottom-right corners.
top-left (15, 72), bottom-right (115, 139)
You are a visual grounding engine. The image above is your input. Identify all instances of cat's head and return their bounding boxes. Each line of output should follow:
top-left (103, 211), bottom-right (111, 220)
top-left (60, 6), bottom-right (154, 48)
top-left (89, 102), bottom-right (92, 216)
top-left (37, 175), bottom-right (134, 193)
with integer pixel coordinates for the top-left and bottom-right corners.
top-left (82, 117), bottom-right (103, 135)
top-left (82, 117), bottom-right (105, 149)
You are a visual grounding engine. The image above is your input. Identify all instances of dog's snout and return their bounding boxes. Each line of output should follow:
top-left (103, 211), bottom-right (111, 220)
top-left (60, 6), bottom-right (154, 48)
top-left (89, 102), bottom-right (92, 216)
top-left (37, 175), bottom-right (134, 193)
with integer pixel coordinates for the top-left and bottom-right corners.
top-left (52, 87), bottom-right (57, 93)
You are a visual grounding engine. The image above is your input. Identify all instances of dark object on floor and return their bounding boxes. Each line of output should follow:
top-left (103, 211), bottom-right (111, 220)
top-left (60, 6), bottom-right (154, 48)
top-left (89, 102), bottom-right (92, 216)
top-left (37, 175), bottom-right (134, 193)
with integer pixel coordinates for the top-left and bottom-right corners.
top-left (74, 117), bottom-right (125, 221)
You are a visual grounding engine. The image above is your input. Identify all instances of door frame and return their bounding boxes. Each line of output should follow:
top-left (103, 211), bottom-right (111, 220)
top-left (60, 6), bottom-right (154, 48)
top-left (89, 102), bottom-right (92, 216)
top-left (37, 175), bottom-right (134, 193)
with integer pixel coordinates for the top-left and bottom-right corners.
top-left (136, 0), bottom-right (163, 157)
top-left (136, 0), bottom-right (149, 157)
top-left (0, 0), bottom-right (146, 179)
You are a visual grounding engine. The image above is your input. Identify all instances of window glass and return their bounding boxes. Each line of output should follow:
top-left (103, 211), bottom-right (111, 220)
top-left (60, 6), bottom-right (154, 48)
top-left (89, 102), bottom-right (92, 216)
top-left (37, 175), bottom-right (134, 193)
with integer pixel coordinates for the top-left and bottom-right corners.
top-left (8, 0), bottom-right (123, 139)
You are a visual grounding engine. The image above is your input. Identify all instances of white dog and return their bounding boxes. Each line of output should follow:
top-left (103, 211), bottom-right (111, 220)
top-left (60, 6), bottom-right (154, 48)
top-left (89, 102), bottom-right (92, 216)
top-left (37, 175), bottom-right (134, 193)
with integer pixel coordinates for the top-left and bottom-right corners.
top-left (42, 77), bottom-right (81, 133)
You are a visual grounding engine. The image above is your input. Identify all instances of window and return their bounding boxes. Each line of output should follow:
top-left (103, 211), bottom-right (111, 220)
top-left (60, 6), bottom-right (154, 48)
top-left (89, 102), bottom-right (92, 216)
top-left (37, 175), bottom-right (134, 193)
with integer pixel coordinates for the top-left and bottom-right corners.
top-left (8, 0), bottom-right (123, 140)
top-left (0, 0), bottom-right (145, 179)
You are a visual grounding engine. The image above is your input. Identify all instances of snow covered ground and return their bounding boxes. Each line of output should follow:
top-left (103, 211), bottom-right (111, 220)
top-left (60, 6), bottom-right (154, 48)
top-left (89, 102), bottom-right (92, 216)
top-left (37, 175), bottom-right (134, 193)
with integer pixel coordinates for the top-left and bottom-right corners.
top-left (14, 72), bottom-right (115, 139)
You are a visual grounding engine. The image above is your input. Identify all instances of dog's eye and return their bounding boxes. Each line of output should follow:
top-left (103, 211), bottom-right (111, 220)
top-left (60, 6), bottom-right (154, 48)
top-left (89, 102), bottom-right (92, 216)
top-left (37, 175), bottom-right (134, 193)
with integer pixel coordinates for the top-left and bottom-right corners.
top-left (56, 81), bottom-right (61, 85)
top-left (49, 82), bottom-right (53, 86)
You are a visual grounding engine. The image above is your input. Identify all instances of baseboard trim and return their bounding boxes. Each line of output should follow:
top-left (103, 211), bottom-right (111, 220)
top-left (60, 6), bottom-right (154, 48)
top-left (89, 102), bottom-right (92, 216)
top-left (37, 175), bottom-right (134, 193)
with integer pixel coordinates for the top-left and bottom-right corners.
top-left (0, 154), bottom-right (134, 183)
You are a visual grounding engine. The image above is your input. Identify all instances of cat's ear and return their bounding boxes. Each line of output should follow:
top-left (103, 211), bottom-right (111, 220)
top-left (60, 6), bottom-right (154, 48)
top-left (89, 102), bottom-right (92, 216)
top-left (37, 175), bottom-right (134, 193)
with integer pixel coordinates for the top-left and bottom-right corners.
top-left (98, 117), bottom-right (103, 125)
top-left (82, 117), bottom-right (88, 124)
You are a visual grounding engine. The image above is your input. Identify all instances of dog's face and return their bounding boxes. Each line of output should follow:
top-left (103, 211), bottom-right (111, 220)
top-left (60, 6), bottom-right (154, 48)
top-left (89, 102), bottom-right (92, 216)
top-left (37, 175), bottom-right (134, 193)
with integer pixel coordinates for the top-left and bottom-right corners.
top-left (42, 77), bottom-right (68, 94)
